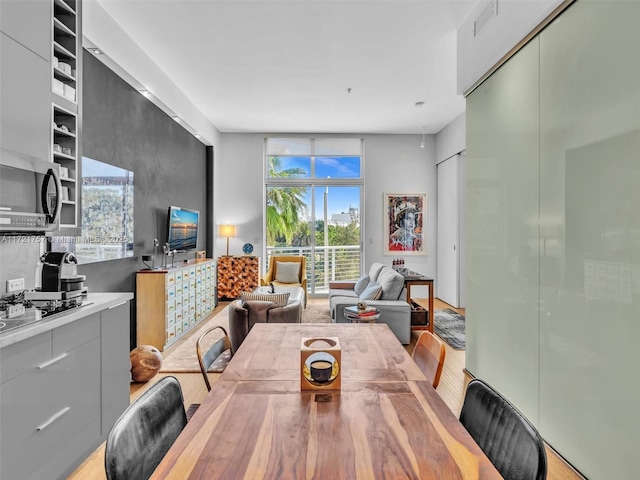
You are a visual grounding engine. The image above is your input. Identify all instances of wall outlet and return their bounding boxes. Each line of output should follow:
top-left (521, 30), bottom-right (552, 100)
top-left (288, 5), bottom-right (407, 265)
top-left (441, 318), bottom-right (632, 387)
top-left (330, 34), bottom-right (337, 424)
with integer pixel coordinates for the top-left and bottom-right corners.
top-left (6, 278), bottom-right (25, 292)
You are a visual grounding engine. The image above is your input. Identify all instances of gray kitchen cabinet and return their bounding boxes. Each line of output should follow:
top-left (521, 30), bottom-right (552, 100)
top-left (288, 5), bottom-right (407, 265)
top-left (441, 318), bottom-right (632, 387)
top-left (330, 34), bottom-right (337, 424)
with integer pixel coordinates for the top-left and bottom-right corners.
top-left (0, 0), bottom-right (50, 61)
top-left (0, 295), bottom-right (131, 480)
top-left (100, 300), bottom-right (131, 434)
top-left (0, 33), bottom-right (49, 161)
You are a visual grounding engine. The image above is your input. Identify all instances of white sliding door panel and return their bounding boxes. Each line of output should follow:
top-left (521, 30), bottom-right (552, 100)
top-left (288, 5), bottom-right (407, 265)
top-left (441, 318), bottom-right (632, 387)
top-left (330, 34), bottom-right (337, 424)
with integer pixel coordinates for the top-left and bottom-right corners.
top-left (539, 2), bottom-right (640, 478)
top-left (466, 38), bottom-right (540, 425)
top-left (437, 155), bottom-right (459, 307)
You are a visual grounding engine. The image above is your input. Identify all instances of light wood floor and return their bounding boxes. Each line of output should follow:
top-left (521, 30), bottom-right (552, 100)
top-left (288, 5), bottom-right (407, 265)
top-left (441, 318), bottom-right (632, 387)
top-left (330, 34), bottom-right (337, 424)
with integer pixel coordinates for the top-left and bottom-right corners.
top-left (69, 298), bottom-right (583, 480)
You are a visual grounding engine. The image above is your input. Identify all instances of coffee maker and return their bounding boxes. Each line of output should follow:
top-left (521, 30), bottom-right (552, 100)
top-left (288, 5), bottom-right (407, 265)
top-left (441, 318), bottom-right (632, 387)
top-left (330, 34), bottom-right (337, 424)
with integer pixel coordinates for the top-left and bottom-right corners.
top-left (40, 252), bottom-right (86, 293)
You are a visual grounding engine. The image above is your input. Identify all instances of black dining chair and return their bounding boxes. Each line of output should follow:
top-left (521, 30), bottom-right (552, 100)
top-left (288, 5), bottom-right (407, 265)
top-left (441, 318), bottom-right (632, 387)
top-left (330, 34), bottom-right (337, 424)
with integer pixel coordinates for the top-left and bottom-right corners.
top-left (459, 378), bottom-right (547, 480)
top-left (105, 376), bottom-right (188, 480)
top-left (196, 325), bottom-right (232, 391)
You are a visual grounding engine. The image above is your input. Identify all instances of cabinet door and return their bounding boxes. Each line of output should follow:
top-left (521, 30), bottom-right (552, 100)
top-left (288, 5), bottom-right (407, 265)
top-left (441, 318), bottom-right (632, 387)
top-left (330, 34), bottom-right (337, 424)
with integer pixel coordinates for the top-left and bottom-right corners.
top-left (0, 0), bottom-right (50, 60)
top-left (0, 33), bottom-right (49, 160)
top-left (101, 301), bottom-right (131, 435)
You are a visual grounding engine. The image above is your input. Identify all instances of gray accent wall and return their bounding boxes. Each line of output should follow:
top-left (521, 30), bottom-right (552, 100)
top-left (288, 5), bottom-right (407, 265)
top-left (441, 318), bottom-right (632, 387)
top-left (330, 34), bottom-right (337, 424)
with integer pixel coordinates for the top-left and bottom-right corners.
top-left (80, 50), bottom-right (210, 348)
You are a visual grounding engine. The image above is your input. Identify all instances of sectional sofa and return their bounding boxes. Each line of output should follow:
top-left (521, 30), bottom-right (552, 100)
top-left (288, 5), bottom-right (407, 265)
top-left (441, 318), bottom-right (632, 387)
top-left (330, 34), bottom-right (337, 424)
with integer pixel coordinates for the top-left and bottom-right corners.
top-left (328, 263), bottom-right (411, 344)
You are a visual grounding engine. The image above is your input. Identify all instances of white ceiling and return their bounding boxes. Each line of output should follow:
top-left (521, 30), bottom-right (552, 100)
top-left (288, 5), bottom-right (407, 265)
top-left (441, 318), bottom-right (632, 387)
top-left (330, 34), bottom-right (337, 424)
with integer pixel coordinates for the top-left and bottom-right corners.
top-left (92, 0), bottom-right (479, 135)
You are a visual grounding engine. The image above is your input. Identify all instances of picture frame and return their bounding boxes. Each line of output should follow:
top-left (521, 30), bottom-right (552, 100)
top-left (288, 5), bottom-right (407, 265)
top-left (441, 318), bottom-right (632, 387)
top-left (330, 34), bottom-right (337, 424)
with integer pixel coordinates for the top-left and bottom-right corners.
top-left (384, 193), bottom-right (427, 255)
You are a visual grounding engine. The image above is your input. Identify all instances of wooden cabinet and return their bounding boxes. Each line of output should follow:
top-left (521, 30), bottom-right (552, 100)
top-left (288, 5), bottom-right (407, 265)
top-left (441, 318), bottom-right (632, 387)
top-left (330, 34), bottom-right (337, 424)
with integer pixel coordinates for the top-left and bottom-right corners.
top-left (0, 295), bottom-right (131, 480)
top-left (217, 256), bottom-right (260, 300)
top-left (137, 259), bottom-right (216, 351)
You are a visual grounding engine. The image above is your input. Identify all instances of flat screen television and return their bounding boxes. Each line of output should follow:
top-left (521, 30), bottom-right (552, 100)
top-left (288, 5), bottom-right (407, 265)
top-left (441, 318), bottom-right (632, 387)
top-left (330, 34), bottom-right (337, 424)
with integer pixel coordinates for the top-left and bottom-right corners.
top-left (167, 206), bottom-right (199, 251)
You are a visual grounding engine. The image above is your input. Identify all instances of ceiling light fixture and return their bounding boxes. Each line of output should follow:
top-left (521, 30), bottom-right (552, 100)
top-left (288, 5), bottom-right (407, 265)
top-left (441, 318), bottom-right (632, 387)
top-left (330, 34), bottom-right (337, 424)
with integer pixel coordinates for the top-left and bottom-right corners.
top-left (90, 48), bottom-right (102, 55)
top-left (415, 101), bottom-right (424, 108)
top-left (420, 126), bottom-right (426, 148)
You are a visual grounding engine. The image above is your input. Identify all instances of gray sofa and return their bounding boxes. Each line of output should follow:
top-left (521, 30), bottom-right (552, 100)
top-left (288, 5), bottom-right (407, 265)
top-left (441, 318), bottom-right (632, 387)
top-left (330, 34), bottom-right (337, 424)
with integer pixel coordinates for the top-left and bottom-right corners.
top-left (329, 262), bottom-right (411, 344)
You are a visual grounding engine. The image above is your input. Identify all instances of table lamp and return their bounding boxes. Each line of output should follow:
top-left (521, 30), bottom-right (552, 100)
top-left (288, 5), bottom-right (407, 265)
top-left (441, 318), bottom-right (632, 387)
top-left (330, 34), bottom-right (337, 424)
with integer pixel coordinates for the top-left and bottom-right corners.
top-left (218, 224), bottom-right (236, 256)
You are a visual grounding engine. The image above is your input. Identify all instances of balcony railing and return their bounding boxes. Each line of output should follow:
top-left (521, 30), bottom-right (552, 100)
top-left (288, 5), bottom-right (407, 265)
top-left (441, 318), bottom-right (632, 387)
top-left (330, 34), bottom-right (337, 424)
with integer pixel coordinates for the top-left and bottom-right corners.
top-left (266, 245), bottom-right (361, 294)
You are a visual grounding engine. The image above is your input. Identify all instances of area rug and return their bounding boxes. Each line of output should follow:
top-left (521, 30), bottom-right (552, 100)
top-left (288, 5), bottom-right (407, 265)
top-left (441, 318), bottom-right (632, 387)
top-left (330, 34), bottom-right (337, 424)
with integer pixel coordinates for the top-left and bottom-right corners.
top-left (434, 308), bottom-right (466, 350)
top-left (159, 301), bottom-right (332, 373)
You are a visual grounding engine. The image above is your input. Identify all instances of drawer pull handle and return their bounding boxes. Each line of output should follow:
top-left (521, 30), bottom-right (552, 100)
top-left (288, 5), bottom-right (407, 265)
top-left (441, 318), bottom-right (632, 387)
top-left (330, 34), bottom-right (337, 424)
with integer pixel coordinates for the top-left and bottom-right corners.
top-left (36, 406), bottom-right (70, 431)
top-left (37, 352), bottom-right (68, 369)
top-left (108, 301), bottom-right (127, 309)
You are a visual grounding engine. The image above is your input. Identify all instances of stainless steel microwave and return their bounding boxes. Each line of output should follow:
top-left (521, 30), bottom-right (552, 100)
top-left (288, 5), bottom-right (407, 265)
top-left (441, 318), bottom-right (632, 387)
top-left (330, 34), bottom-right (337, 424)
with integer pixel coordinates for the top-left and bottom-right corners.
top-left (0, 149), bottom-right (61, 233)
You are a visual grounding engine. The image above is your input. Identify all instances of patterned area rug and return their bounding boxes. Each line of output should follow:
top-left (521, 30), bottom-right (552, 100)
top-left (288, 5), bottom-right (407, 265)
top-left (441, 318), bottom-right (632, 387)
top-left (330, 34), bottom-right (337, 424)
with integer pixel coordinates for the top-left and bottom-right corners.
top-left (159, 301), bottom-right (331, 373)
top-left (434, 308), bottom-right (466, 350)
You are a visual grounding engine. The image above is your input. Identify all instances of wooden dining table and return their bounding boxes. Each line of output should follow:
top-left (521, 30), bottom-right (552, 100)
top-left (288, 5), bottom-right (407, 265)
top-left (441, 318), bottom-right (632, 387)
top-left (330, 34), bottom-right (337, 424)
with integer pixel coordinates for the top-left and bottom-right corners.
top-left (151, 323), bottom-right (501, 479)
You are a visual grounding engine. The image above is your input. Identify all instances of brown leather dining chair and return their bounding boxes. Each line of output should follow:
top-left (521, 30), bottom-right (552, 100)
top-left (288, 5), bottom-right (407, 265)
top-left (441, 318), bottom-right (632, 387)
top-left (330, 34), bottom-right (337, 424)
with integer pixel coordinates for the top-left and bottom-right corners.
top-left (459, 378), bottom-right (547, 480)
top-left (105, 376), bottom-right (187, 480)
top-left (412, 330), bottom-right (446, 388)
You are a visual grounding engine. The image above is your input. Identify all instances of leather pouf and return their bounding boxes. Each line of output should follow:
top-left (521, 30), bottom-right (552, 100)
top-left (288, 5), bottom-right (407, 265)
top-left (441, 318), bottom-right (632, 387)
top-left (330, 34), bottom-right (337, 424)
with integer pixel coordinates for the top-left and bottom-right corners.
top-left (130, 345), bottom-right (163, 383)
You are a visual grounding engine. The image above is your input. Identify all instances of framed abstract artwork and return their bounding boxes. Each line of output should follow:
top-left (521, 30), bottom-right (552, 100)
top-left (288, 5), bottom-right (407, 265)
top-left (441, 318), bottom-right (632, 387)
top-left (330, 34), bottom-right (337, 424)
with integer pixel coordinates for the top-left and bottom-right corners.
top-left (384, 193), bottom-right (427, 255)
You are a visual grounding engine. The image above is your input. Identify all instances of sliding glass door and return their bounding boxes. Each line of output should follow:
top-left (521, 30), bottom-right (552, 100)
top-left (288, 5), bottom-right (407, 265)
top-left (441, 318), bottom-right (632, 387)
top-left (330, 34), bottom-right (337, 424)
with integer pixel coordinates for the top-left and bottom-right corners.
top-left (265, 138), bottom-right (363, 296)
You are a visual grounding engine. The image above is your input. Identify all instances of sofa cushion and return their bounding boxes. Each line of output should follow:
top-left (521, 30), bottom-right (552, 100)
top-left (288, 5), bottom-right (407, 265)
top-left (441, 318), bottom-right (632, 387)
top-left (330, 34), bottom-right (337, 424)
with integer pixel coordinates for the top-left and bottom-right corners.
top-left (275, 262), bottom-right (301, 283)
top-left (376, 268), bottom-right (405, 300)
top-left (368, 263), bottom-right (386, 282)
top-left (353, 274), bottom-right (370, 295)
top-left (359, 282), bottom-right (383, 300)
top-left (240, 291), bottom-right (290, 307)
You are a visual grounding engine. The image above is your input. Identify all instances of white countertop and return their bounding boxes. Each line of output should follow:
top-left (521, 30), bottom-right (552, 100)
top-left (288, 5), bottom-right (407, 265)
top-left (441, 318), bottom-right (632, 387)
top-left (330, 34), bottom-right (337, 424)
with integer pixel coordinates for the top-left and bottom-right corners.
top-left (0, 292), bottom-right (134, 349)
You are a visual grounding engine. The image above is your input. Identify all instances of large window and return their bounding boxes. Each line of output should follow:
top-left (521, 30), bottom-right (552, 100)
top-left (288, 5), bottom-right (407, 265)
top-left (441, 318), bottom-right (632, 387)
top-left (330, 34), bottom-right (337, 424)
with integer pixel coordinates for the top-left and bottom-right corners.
top-left (265, 138), bottom-right (363, 296)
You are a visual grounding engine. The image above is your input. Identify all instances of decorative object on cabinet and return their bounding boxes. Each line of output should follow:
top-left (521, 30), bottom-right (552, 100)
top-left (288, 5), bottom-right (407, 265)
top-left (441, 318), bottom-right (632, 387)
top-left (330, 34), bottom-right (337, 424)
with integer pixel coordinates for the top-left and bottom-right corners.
top-left (129, 345), bottom-right (163, 382)
top-left (384, 193), bottom-right (427, 255)
top-left (242, 242), bottom-right (254, 255)
top-left (217, 256), bottom-right (259, 300)
top-left (218, 224), bottom-right (236, 256)
top-left (136, 259), bottom-right (216, 351)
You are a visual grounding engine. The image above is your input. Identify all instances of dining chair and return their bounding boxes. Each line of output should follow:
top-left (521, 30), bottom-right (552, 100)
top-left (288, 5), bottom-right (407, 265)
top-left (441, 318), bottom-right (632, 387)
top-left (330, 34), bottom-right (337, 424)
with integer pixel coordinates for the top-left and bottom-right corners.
top-left (459, 378), bottom-right (547, 480)
top-left (196, 325), bottom-right (232, 391)
top-left (105, 376), bottom-right (187, 480)
top-left (411, 330), bottom-right (446, 388)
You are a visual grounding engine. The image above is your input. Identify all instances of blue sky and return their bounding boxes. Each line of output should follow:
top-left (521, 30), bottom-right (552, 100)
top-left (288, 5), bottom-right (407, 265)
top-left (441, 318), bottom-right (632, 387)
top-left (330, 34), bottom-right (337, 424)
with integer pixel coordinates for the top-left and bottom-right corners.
top-left (273, 156), bottom-right (361, 218)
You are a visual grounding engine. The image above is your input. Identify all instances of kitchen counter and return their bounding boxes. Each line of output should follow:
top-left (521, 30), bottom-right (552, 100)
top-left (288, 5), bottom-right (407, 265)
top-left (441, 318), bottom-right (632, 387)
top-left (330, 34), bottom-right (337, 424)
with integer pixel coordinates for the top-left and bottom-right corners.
top-left (0, 292), bottom-right (133, 349)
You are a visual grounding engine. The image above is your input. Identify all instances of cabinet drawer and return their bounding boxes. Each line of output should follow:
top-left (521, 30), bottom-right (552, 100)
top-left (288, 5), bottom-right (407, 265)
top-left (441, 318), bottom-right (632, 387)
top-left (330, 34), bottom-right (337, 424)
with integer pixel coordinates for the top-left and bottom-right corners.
top-left (53, 312), bottom-right (100, 354)
top-left (1, 338), bottom-right (101, 454)
top-left (0, 331), bottom-right (51, 384)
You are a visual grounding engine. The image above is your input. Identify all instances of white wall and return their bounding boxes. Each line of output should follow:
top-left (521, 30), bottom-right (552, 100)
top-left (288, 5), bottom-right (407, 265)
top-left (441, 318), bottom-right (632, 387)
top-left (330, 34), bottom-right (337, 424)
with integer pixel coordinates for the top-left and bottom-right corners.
top-left (216, 133), bottom-right (438, 296)
top-left (435, 111), bottom-right (466, 164)
top-left (457, 0), bottom-right (563, 94)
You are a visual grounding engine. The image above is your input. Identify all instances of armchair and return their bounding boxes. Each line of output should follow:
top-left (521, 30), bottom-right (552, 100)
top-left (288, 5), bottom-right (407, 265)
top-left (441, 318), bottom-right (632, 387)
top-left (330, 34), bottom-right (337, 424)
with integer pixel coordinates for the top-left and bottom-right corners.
top-left (261, 255), bottom-right (307, 306)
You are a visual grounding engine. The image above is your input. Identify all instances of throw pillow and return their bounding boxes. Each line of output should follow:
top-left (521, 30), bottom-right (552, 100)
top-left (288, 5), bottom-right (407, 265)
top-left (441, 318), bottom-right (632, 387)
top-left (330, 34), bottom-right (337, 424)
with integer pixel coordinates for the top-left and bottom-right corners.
top-left (353, 274), bottom-right (370, 295)
top-left (275, 262), bottom-right (301, 283)
top-left (359, 282), bottom-right (382, 301)
top-left (240, 291), bottom-right (290, 307)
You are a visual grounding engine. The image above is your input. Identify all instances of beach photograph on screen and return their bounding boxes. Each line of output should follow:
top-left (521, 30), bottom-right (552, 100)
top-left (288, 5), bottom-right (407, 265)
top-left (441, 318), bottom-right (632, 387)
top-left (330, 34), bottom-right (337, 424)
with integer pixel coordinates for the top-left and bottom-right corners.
top-left (168, 208), bottom-right (199, 250)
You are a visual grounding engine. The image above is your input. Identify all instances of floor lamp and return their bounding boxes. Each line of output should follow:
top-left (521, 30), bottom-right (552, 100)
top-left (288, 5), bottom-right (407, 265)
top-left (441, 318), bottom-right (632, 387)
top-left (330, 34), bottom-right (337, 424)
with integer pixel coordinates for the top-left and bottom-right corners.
top-left (219, 224), bottom-right (236, 256)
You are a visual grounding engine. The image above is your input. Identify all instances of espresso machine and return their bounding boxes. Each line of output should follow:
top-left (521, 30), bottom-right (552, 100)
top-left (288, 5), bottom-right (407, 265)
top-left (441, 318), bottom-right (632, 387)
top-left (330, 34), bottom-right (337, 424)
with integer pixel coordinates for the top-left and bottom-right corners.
top-left (39, 252), bottom-right (86, 294)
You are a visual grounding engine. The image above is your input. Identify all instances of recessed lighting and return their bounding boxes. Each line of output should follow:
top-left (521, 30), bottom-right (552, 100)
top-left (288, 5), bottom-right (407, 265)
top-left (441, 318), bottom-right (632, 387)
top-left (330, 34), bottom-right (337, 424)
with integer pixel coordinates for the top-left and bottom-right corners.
top-left (415, 101), bottom-right (425, 108)
top-left (172, 116), bottom-right (180, 122)
top-left (195, 134), bottom-right (201, 139)
top-left (90, 48), bottom-right (102, 55)
top-left (139, 89), bottom-right (150, 96)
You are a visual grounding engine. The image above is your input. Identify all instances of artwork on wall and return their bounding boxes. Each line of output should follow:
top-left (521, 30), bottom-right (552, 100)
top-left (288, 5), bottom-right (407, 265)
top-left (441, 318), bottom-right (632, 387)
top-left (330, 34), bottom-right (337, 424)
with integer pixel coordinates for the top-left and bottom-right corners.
top-left (384, 193), bottom-right (427, 255)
